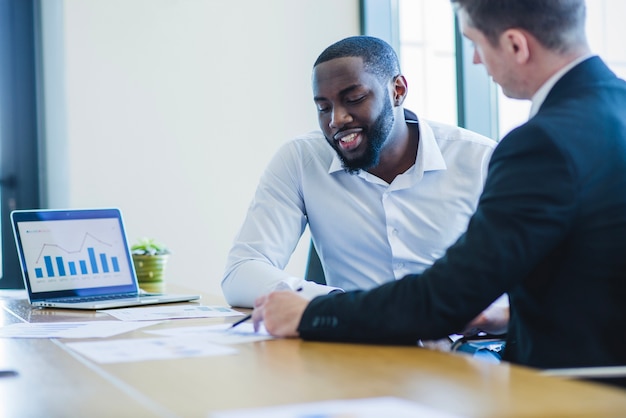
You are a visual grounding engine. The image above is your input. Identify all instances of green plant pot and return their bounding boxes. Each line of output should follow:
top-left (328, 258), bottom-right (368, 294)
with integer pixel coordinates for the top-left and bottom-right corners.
top-left (132, 254), bottom-right (169, 283)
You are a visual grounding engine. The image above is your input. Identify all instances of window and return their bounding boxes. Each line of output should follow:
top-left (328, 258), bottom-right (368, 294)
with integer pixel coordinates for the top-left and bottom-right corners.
top-left (0, 0), bottom-right (41, 289)
top-left (397, 0), bottom-right (457, 125)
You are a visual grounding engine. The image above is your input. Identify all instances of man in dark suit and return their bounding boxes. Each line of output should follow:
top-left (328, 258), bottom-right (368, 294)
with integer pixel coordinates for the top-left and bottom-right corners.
top-left (251, 0), bottom-right (626, 372)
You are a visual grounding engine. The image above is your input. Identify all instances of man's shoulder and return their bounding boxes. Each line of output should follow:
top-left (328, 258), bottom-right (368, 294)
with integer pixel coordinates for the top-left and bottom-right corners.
top-left (424, 119), bottom-right (496, 146)
top-left (422, 119), bottom-right (497, 151)
top-left (273, 131), bottom-right (335, 167)
top-left (280, 131), bottom-right (325, 147)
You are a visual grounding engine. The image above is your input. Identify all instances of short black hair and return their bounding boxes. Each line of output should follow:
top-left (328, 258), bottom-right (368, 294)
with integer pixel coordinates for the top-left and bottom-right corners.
top-left (314, 36), bottom-right (401, 83)
top-left (450, 0), bottom-right (587, 53)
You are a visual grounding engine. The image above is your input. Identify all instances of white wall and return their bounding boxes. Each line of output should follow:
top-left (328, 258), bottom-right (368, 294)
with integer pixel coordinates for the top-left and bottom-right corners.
top-left (39, 0), bottom-right (360, 296)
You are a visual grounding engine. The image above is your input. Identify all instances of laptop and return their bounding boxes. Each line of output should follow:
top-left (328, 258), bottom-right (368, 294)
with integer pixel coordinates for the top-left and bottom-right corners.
top-left (11, 208), bottom-right (200, 309)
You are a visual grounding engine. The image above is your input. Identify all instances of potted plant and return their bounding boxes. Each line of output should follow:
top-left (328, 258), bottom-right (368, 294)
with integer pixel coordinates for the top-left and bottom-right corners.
top-left (131, 237), bottom-right (170, 285)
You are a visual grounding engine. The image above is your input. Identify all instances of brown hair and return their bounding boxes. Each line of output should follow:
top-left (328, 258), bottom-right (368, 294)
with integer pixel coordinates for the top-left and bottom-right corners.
top-left (450, 0), bottom-right (587, 53)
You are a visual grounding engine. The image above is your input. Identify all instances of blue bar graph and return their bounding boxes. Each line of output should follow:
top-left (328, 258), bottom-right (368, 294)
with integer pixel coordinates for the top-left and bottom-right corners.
top-left (100, 253), bottom-right (109, 273)
top-left (112, 257), bottom-right (120, 272)
top-left (56, 257), bottom-right (66, 276)
top-left (88, 247), bottom-right (99, 274)
top-left (44, 256), bottom-right (54, 277)
top-left (34, 246), bottom-right (122, 279)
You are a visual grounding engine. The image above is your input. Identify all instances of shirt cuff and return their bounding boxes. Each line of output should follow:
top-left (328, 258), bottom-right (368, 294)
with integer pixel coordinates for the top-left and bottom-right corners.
top-left (275, 277), bottom-right (343, 300)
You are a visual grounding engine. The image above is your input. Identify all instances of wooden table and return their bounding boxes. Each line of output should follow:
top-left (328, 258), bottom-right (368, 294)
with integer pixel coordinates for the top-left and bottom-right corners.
top-left (2, 288), bottom-right (626, 417)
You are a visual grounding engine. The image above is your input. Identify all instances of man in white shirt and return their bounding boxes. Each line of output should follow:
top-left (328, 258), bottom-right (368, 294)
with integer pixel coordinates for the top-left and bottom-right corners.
top-left (222, 36), bottom-right (506, 336)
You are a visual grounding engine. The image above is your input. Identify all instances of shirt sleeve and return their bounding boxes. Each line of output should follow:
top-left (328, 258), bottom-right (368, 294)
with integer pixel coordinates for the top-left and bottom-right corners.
top-left (221, 141), bottom-right (339, 307)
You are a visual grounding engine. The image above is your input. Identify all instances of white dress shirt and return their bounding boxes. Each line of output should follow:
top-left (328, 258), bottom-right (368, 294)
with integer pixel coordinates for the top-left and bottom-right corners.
top-left (222, 118), bottom-right (497, 308)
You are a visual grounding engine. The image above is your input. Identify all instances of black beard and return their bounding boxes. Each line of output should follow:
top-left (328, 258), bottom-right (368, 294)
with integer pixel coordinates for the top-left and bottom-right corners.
top-left (332, 98), bottom-right (395, 174)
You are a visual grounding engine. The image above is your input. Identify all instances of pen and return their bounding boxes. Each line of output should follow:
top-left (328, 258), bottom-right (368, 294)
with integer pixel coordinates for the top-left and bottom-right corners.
top-left (229, 286), bottom-right (303, 330)
top-left (0, 370), bottom-right (18, 378)
top-left (229, 313), bottom-right (253, 329)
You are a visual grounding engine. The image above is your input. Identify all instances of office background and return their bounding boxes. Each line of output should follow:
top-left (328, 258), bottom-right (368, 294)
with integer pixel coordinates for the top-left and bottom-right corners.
top-left (1, 0), bottom-right (624, 296)
top-left (16, 0), bottom-right (360, 295)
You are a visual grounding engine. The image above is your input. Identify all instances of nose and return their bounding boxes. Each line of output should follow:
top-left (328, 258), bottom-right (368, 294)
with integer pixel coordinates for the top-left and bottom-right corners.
top-left (329, 106), bottom-right (352, 130)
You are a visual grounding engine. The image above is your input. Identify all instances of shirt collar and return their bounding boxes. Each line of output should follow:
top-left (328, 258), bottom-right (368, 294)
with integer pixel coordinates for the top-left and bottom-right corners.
top-left (329, 152), bottom-right (344, 173)
top-left (529, 54), bottom-right (595, 119)
top-left (415, 119), bottom-right (447, 173)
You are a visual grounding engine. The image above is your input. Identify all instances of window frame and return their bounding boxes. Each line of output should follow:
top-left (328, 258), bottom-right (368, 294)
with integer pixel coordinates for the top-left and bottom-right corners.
top-left (0, 0), bottom-right (42, 288)
top-left (361, 0), bottom-right (499, 140)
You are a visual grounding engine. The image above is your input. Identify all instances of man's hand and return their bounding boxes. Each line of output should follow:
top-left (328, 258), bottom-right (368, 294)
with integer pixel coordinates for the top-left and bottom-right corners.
top-left (251, 291), bottom-right (309, 337)
top-left (462, 305), bottom-right (509, 336)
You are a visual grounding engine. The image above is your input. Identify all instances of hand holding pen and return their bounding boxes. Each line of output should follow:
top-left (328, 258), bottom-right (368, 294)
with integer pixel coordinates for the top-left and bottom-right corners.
top-left (230, 287), bottom-right (303, 332)
top-left (251, 288), bottom-right (309, 338)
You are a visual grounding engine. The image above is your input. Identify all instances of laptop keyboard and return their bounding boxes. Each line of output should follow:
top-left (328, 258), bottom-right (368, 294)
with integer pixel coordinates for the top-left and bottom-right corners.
top-left (54, 293), bottom-right (139, 303)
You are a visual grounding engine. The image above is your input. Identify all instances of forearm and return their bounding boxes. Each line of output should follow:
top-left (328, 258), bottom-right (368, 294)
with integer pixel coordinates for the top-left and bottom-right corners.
top-left (222, 260), bottom-right (296, 308)
top-left (222, 260), bottom-right (341, 308)
top-left (297, 280), bottom-right (436, 345)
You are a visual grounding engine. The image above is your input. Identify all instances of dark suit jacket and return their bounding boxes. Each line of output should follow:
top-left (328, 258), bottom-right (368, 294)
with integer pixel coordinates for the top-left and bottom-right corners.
top-left (298, 56), bottom-right (626, 370)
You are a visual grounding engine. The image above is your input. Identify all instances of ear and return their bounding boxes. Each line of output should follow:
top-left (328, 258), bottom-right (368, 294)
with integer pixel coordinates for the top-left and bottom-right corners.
top-left (391, 75), bottom-right (408, 106)
top-left (501, 29), bottom-right (530, 64)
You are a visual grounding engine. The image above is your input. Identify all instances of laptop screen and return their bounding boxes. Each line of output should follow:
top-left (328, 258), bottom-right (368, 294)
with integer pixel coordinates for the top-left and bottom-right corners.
top-left (11, 208), bottom-right (138, 301)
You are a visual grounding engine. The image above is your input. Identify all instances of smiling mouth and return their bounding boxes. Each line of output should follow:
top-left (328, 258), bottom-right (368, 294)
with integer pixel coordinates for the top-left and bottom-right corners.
top-left (340, 132), bottom-right (358, 143)
top-left (334, 130), bottom-right (362, 151)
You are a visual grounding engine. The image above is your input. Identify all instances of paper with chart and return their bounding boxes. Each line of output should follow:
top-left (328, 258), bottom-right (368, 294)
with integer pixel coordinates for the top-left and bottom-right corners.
top-left (146, 322), bottom-right (274, 344)
top-left (0, 321), bottom-right (162, 338)
top-left (99, 305), bottom-right (245, 321)
top-left (65, 336), bottom-right (238, 363)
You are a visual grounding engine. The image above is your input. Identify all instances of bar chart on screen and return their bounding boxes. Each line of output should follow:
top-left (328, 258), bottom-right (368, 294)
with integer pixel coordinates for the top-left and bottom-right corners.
top-left (33, 233), bottom-right (121, 279)
top-left (17, 217), bottom-right (133, 292)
